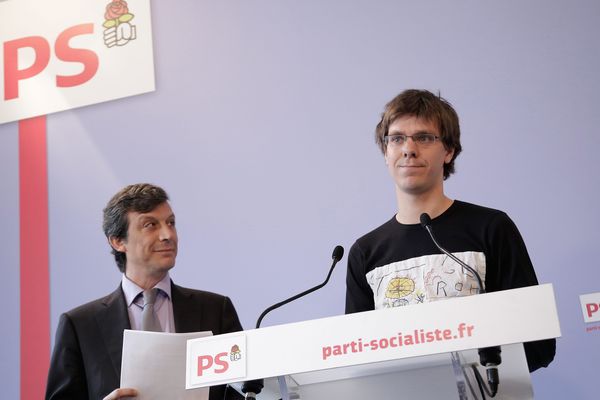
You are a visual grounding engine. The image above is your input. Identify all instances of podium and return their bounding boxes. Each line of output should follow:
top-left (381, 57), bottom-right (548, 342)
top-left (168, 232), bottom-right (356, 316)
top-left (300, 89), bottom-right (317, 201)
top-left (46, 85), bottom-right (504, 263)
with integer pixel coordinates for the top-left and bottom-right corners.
top-left (186, 284), bottom-right (561, 399)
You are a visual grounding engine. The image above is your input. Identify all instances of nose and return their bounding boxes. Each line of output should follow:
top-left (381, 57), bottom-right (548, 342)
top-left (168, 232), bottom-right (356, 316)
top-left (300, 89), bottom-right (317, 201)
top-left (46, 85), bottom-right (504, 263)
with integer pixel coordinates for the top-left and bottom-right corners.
top-left (400, 138), bottom-right (418, 158)
top-left (159, 224), bottom-right (175, 242)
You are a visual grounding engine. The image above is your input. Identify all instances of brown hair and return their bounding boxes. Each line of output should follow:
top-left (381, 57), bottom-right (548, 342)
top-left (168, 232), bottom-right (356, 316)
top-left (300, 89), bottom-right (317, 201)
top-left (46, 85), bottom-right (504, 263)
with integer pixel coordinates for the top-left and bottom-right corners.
top-left (375, 89), bottom-right (462, 179)
top-left (102, 183), bottom-right (169, 272)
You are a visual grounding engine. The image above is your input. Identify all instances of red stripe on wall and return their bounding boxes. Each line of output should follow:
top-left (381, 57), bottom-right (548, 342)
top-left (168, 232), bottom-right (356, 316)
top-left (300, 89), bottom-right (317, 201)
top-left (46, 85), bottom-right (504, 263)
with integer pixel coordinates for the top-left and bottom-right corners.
top-left (19, 116), bottom-right (50, 400)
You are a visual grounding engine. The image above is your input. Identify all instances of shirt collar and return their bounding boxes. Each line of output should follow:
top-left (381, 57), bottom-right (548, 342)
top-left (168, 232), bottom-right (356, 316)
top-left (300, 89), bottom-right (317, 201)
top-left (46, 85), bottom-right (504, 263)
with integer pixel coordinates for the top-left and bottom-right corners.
top-left (121, 272), bottom-right (172, 307)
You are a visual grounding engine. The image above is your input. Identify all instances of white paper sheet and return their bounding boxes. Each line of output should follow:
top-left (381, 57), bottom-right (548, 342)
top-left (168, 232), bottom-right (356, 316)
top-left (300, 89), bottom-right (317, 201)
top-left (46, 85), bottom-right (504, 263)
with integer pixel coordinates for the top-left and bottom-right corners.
top-left (121, 330), bottom-right (212, 400)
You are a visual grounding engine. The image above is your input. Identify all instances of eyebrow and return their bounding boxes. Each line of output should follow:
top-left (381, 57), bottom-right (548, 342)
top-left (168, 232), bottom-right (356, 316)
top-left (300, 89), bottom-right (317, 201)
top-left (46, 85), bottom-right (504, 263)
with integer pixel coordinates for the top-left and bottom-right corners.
top-left (388, 129), bottom-right (436, 136)
top-left (137, 215), bottom-right (158, 223)
top-left (140, 212), bottom-right (175, 221)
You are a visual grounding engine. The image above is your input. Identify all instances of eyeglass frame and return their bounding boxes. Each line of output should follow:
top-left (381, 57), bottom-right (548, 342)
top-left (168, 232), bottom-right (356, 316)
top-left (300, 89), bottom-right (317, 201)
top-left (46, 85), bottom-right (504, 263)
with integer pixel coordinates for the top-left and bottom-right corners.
top-left (383, 132), bottom-right (441, 147)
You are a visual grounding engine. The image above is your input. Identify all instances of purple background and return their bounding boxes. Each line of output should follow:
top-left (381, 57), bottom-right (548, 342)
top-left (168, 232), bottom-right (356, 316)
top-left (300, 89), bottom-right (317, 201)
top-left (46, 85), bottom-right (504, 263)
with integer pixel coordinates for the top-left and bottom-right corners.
top-left (2, 1), bottom-right (599, 398)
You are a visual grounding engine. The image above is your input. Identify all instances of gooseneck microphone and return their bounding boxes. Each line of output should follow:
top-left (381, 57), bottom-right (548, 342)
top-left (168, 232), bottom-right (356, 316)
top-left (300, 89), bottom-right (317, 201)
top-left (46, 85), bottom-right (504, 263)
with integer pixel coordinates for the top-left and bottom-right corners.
top-left (254, 245), bottom-right (344, 329)
top-left (241, 245), bottom-right (345, 399)
top-left (419, 213), bottom-right (500, 397)
top-left (419, 213), bottom-right (484, 294)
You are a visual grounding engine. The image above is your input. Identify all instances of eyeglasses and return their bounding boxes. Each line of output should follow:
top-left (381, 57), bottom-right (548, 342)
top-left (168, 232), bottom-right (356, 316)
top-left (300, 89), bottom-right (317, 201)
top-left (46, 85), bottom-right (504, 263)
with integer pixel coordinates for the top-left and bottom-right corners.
top-left (384, 133), bottom-right (440, 147)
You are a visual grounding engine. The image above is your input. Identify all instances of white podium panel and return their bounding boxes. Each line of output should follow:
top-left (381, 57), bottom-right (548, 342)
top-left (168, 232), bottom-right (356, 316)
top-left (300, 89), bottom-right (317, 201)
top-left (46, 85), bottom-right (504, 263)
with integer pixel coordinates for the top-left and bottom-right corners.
top-left (187, 284), bottom-right (560, 399)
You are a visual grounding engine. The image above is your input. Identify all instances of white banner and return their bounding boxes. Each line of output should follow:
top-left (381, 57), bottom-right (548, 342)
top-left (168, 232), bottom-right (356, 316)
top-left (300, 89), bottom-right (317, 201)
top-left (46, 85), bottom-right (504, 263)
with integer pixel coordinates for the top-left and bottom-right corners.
top-left (0, 0), bottom-right (154, 124)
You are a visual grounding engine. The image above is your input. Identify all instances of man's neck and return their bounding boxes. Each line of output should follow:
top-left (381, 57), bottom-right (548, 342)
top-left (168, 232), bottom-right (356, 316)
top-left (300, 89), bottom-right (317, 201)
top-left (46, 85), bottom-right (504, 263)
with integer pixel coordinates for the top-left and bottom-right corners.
top-left (125, 270), bottom-right (168, 290)
top-left (395, 188), bottom-right (454, 225)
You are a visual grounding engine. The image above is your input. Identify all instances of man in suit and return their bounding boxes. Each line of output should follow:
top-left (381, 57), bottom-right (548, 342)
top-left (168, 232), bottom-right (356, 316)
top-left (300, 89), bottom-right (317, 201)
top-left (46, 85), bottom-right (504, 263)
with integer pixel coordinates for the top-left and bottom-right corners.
top-left (46, 183), bottom-right (243, 400)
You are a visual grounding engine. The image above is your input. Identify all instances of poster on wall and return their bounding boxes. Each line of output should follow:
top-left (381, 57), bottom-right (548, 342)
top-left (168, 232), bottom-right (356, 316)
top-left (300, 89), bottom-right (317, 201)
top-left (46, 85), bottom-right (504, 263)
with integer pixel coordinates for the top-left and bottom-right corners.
top-left (0, 0), bottom-right (155, 124)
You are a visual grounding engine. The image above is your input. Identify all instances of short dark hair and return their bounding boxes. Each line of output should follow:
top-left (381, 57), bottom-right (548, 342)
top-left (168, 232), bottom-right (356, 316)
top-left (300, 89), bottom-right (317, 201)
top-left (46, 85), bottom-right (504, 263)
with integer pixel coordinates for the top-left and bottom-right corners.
top-left (375, 89), bottom-right (462, 179)
top-left (102, 183), bottom-right (169, 272)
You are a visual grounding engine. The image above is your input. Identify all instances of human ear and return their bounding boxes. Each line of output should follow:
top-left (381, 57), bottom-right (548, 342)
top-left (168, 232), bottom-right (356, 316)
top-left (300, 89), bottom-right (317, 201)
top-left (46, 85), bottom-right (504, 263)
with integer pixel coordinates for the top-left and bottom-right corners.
top-left (444, 148), bottom-right (455, 164)
top-left (109, 236), bottom-right (127, 253)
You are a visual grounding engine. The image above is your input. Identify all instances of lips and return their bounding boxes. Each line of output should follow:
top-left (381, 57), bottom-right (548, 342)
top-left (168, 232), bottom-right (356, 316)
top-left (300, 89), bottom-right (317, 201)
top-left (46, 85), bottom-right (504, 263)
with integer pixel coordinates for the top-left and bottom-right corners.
top-left (154, 248), bottom-right (176, 253)
top-left (399, 164), bottom-right (425, 168)
top-left (397, 164), bottom-right (426, 175)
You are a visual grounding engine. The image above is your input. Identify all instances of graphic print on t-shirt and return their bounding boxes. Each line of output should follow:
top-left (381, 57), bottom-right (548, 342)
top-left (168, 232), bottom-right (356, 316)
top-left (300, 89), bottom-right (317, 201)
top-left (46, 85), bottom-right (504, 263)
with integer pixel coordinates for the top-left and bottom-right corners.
top-left (365, 251), bottom-right (486, 309)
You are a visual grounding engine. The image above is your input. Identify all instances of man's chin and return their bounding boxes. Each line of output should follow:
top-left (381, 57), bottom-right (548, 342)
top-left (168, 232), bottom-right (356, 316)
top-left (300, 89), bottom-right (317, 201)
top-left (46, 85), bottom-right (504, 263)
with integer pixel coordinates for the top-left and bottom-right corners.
top-left (156, 252), bottom-right (177, 264)
top-left (397, 179), bottom-right (424, 192)
top-left (155, 261), bottom-right (176, 271)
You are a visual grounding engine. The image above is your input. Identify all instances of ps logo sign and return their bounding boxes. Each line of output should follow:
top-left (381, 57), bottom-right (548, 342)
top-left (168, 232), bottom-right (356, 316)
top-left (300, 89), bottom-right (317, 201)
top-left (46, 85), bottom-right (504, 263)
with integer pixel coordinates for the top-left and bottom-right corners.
top-left (580, 292), bottom-right (600, 323)
top-left (197, 352), bottom-right (229, 376)
top-left (3, 23), bottom-right (99, 101)
top-left (585, 303), bottom-right (599, 319)
top-left (187, 334), bottom-right (247, 388)
top-left (0, 0), bottom-right (155, 125)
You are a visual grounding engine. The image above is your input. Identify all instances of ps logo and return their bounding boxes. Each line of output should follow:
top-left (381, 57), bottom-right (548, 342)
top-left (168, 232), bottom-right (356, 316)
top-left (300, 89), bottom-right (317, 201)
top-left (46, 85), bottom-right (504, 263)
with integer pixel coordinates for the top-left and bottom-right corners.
top-left (580, 292), bottom-right (600, 323)
top-left (3, 23), bottom-right (99, 101)
top-left (585, 303), bottom-right (599, 319)
top-left (197, 352), bottom-right (229, 376)
top-left (187, 335), bottom-right (247, 388)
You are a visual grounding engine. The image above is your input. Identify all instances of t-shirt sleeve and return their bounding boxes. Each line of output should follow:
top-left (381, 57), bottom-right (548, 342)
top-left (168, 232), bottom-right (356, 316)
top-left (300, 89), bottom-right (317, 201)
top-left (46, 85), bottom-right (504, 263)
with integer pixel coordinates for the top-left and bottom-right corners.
top-left (345, 241), bottom-right (375, 313)
top-left (486, 212), bottom-right (539, 292)
top-left (486, 212), bottom-right (556, 371)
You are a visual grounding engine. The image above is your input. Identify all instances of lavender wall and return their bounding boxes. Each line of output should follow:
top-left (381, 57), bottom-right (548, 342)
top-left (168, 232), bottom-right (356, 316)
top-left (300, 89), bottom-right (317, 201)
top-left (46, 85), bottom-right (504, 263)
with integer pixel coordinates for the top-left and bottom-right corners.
top-left (0, 122), bottom-right (19, 399)
top-left (2, 1), bottom-right (599, 398)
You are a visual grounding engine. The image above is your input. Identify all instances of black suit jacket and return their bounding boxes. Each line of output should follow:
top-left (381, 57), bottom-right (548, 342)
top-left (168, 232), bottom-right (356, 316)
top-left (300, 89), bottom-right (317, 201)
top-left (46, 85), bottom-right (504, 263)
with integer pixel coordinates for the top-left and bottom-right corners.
top-left (45, 282), bottom-right (243, 400)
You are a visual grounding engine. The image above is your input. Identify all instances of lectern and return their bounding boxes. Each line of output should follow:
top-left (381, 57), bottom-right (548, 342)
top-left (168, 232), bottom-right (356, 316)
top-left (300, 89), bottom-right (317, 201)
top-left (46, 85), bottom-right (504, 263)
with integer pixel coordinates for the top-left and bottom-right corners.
top-left (186, 284), bottom-right (560, 399)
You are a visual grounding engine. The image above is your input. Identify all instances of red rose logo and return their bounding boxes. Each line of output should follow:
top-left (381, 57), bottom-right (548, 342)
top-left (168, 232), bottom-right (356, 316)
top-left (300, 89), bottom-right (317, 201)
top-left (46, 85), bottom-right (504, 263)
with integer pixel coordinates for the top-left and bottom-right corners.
top-left (102, 0), bottom-right (137, 48)
top-left (105, 0), bottom-right (129, 20)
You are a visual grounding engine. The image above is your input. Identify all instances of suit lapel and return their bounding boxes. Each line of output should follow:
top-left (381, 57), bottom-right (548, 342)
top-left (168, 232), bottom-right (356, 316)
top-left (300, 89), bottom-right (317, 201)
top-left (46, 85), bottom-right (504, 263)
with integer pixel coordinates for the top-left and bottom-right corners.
top-left (96, 285), bottom-right (131, 376)
top-left (172, 281), bottom-right (204, 333)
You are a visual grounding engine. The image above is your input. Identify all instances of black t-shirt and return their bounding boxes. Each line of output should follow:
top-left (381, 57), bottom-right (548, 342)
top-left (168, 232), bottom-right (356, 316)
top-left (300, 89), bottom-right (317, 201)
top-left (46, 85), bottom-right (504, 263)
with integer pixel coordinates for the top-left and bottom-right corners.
top-left (345, 200), bottom-right (555, 371)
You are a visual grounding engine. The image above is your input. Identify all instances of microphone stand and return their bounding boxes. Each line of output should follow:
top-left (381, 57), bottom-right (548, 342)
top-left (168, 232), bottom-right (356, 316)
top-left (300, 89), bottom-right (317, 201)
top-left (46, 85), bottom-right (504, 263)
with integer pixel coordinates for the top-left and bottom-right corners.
top-left (420, 213), bottom-right (499, 398)
top-left (241, 246), bottom-right (344, 400)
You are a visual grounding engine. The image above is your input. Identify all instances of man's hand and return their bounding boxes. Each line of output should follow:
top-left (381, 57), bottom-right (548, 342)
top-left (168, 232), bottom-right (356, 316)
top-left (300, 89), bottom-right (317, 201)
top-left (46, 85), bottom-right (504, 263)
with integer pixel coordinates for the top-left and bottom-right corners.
top-left (102, 388), bottom-right (138, 400)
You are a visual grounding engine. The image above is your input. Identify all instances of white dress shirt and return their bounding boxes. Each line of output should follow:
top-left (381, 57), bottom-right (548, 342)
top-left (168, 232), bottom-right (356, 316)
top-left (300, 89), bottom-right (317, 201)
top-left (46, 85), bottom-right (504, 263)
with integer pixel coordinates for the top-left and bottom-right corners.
top-left (121, 273), bottom-right (175, 332)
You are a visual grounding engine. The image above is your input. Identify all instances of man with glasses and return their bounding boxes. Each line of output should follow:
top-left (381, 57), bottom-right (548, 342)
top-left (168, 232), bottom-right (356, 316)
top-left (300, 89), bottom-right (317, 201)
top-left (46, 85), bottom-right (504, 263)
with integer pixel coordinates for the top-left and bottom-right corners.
top-left (344, 89), bottom-right (555, 372)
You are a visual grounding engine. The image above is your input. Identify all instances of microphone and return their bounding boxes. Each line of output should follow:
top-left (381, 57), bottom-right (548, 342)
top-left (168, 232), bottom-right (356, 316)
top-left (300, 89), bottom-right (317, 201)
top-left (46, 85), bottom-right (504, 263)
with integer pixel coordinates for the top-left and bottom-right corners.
top-left (241, 245), bottom-right (345, 399)
top-left (478, 346), bottom-right (501, 396)
top-left (419, 213), bottom-right (484, 294)
top-left (254, 245), bottom-right (344, 329)
top-left (419, 213), bottom-right (500, 397)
